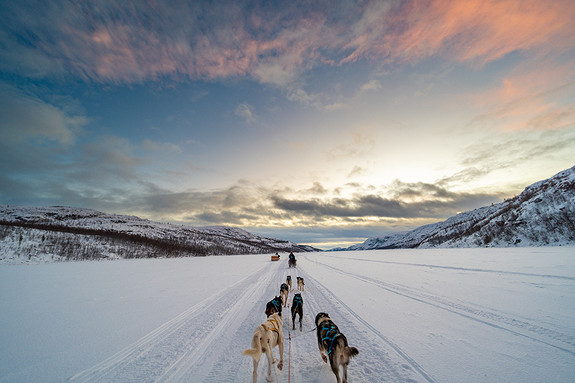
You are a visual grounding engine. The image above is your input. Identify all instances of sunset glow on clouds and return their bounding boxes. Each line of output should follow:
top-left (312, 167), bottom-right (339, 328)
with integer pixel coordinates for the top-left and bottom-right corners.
top-left (1, 0), bottom-right (574, 248)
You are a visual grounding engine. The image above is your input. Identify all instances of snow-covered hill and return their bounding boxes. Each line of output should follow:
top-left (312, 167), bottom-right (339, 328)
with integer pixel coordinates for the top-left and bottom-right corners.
top-left (338, 165), bottom-right (575, 251)
top-left (0, 206), bottom-right (318, 264)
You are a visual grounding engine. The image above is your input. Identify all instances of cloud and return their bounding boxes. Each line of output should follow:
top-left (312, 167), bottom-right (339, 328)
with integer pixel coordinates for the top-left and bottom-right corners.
top-left (343, 0), bottom-right (575, 67)
top-left (0, 85), bottom-right (86, 145)
top-left (468, 61), bottom-right (575, 132)
top-left (359, 79), bottom-right (382, 93)
top-left (4, 0), bottom-right (572, 86)
top-left (347, 166), bottom-right (365, 178)
top-left (102, 176), bottom-right (503, 230)
top-left (457, 128), bottom-right (575, 180)
top-left (235, 103), bottom-right (257, 124)
top-left (0, 1), bottom-right (329, 85)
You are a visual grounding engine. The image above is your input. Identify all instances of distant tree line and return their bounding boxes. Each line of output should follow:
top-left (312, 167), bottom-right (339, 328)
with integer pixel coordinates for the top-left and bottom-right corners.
top-left (0, 220), bottom-right (299, 262)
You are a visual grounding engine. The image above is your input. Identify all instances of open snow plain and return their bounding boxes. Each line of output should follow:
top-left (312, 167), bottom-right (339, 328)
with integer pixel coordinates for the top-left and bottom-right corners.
top-left (1, 247), bottom-right (574, 383)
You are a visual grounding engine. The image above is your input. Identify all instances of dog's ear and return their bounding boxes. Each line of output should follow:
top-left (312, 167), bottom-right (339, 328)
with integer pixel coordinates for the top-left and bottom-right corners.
top-left (315, 312), bottom-right (329, 325)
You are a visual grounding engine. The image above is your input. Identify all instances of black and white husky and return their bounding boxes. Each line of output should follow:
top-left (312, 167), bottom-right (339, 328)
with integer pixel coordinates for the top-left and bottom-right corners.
top-left (315, 312), bottom-right (358, 383)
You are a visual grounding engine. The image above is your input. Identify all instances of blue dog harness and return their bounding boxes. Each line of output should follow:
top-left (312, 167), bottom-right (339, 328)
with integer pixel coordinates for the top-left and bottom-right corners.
top-left (272, 298), bottom-right (281, 312)
top-left (293, 295), bottom-right (303, 309)
top-left (321, 323), bottom-right (339, 354)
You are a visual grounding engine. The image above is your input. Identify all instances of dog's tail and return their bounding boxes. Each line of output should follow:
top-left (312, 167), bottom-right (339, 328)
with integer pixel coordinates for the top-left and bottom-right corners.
top-left (345, 346), bottom-right (359, 359)
top-left (242, 332), bottom-right (263, 359)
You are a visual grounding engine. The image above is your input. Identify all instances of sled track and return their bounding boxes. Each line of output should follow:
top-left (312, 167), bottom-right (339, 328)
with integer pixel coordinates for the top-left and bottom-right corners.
top-left (311, 256), bottom-right (575, 356)
top-left (330, 255), bottom-right (575, 281)
top-left (69, 261), bottom-right (278, 383)
top-left (297, 268), bottom-right (439, 383)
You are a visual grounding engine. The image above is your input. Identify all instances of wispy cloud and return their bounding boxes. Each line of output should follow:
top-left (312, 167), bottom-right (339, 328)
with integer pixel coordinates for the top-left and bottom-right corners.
top-left (235, 103), bottom-right (257, 124)
top-left (3, 0), bottom-right (572, 86)
top-left (343, 0), bottom-right (575, 66)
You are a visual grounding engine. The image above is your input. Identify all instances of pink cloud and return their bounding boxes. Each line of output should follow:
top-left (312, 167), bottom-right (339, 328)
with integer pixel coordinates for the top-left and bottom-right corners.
top-left (3, 1), bottom-right (575, 84)
top-left (468, 57), bottom-right (575, 131)
top-left (344, 0), bottom-right (575, 66)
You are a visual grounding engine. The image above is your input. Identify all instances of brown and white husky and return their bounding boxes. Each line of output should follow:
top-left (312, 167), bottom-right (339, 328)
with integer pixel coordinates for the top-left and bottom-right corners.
top-left (243, 312), bottom-right (284, 382)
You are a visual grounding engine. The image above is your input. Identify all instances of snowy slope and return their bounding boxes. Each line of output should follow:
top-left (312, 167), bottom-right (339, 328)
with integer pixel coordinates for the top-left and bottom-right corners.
top-left (1, 248), bottom-right (573, 383)
top-left (341, 165), bottom-right (575, 250)
top-left (0, 205), bottom-right (317, 264)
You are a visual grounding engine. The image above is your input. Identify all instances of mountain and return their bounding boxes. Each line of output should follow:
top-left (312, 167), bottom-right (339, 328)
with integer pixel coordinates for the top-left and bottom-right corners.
top-left (335, 165), bottom-right (575, 251)
top-left (0, 206), bottom-right (319, 264)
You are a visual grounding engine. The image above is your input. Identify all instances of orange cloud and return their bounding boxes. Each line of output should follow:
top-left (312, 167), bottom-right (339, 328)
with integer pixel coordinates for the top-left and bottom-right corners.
top-left (344, 0), bottom-right (575, 66)
top-left (468, 57), bottom-right (575, 131)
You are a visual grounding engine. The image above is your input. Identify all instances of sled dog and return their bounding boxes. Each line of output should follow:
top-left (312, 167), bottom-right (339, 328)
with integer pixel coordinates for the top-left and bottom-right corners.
top-left (291, 293), bottom-right (303, 330)
top-left (280, 283), bottom-right (289, 307)
top-left (286, 275), bottom-right (292, 290)
top-left (243, 312), bottom-right (284, 383)
top-left (265, 296), bottom-right (283, 317)
top-left (297, 277), bottom-right (305, 291)
top-left (315, 312), bottom-right (359, 383)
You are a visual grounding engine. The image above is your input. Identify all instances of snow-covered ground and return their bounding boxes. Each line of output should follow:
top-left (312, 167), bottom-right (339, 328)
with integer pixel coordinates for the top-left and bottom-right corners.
top-left (1, 247), bottom-right (574, 383)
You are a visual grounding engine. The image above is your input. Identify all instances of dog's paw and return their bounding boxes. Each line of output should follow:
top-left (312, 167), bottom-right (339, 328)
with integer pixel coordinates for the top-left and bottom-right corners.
top-left (277, 361), bottom-right (283, 371)
top-left (266, 375), bottom-right (273, 382)
top-left (321, 353), bottom-right (327, 363)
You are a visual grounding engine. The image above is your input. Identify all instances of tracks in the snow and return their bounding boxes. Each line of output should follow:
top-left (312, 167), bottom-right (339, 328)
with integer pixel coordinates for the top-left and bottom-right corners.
top-left (310, 254), bottom-right (575, 357)
top-left (70, 256), bottom-right (442, 383)
top-left (69, 261), bottom-right (277, 383)
top-left (295, 267), bottom-right (438, 383)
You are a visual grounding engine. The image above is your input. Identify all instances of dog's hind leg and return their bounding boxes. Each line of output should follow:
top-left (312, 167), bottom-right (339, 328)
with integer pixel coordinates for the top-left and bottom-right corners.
top-left (342, 362), bottom-right (349, 383)
top-left (252, 358), bottom-right (259, 383)
top-left (330, 359), bottom-right (342, 383)
top-left (264, 337), bottom-right (275, 382)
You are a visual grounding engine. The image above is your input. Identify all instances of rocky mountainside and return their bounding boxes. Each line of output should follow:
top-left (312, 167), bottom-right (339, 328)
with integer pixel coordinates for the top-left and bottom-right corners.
top-left (0, 206), bottom-right (318, 264)
top-left (337, 165), bottom-right (575, 250)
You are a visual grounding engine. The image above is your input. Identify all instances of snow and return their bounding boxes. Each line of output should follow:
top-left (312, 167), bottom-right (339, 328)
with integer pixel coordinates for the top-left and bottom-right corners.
top-left (1, 247), bottom-right (574, 383)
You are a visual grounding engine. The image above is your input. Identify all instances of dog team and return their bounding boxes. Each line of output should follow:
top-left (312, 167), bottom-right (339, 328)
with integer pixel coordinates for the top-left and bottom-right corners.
top-left (243, 272), bottom-right (358, 383)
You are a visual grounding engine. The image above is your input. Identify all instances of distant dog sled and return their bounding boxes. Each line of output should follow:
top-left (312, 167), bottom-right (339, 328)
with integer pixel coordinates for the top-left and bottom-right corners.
top-left (288, 252), bottom-right (296, 268)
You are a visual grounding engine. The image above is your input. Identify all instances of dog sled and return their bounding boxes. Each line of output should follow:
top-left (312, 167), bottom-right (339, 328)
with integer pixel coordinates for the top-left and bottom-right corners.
top-left (271, 254), bottom-right (280, 261)
top-left (288, 251), bottom-right (296, 267)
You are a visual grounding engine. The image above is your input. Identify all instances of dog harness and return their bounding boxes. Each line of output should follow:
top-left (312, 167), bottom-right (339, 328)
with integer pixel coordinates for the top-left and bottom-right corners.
top-left (321, 323), bottom-right (339, 355)
top-left (272, 299), bottom-right (281, 312)
top-left (263, 317), bottom-right (281, 336)
top-left (293, 295), bottom-right (303, 309)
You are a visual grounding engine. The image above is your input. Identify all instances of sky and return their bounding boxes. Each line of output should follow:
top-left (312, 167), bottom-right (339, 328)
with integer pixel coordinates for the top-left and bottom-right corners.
top-left (1, 0), bottom-right (574, 249)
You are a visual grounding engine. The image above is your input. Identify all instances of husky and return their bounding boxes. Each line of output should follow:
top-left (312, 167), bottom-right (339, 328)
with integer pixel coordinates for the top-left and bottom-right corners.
top-left (297, 277), bottom-right (305, 291)
top-left (286, 275), bottom-right (292, 290)
top-left (265, 296), bottom-right (283, 317)
top-left (291, 293), bottom-right (303, 331)
top-left (243, 312), bottom-right (284, 382)
top-left (315, 312), bottom-right (359, 383)
top-left (280, 283), bottom-right (289, 307)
